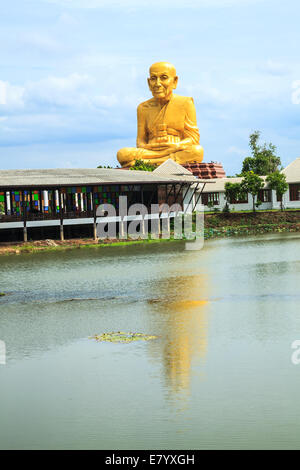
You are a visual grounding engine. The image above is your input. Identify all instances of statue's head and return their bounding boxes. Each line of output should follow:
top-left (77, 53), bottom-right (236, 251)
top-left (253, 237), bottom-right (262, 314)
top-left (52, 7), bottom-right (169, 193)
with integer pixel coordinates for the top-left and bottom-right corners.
top-left (148, 62), bottom-right (178, 101)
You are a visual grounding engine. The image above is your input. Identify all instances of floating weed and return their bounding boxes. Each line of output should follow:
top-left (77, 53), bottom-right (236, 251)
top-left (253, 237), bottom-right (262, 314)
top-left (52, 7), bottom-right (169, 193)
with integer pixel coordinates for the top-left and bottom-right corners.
top-left (89, 332), bottom-right (158, 344)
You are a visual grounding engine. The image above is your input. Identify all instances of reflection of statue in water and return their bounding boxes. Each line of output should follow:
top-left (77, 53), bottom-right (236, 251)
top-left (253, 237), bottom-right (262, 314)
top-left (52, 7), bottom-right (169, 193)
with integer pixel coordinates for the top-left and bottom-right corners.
top-left (163, 296), bottom-right (208, 395)
top-left (147, 272), bottom-right (209, 396)
top-left (117, 62), bottom-right (204, 168)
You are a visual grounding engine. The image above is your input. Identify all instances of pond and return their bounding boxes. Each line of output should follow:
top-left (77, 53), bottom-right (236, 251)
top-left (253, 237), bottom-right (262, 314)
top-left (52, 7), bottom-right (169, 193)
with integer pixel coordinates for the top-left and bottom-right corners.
top-left (1, 233), bottom-right (300, 449)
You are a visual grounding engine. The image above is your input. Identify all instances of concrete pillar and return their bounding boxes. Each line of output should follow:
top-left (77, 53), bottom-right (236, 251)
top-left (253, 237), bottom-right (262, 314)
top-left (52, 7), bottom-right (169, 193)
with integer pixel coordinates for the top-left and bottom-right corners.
top-left (60, 220), bottom-right (64, 241)
top-left (23, 223), bottom-right (27, 242)
top-left (93, 221), bottom-right (97, 241)
top-left (119, 219), bottom-right (126, 239)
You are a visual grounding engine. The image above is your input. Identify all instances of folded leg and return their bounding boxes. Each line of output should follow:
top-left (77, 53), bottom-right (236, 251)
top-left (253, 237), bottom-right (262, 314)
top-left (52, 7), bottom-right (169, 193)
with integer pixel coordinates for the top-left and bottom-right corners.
top-left (117, 145), bottom-right (204, 168)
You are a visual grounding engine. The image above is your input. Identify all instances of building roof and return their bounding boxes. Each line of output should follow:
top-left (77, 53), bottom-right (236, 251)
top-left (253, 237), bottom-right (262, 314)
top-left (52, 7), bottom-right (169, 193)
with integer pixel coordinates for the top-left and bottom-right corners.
top-left (153, 159), bottom-right (215, 190)
top-left (2, 157), bottom-right (298, 191)
top-left (0, 167), bottom-right (196, 189)
top-left (201, 176), bottom-right (268, 193)
top-left (282, 158), bottom-right (300, 183)
top-left (153, 159), bottom-right (196, 178)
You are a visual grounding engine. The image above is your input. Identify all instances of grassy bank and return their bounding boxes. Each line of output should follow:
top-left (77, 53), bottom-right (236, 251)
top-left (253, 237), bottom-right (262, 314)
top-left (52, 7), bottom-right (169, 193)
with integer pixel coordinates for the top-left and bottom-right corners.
top-left (1, 210), bottom-right (300, 256)
top-left (203, 210), bottom-right (300, 239)
top-left (0, 237), bottom-right (181, 256)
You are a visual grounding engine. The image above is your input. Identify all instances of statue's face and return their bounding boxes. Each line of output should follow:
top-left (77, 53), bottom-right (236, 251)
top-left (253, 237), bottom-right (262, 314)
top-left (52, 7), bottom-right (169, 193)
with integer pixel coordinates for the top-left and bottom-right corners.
top-left (148, 64), bottom-right (178, 100)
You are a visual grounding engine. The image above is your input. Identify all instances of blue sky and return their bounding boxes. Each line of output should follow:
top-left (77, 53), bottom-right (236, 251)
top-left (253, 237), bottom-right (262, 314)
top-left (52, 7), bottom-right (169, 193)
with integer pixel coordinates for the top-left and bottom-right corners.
top-left (1, 0), bottom-right (300, 175)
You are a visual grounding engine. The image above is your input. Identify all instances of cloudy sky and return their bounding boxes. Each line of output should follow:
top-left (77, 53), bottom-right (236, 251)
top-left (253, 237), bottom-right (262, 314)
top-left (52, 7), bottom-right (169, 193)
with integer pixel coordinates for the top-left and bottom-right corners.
top-left (1, 0), bottom-right (300, 174)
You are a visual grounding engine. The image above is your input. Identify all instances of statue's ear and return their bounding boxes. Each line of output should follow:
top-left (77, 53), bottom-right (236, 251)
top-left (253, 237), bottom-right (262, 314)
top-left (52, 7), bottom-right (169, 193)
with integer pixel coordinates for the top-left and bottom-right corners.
top-left (173, 76), bottom-right (178, 89)
top-left (147, 78), bottom-right (151, 90)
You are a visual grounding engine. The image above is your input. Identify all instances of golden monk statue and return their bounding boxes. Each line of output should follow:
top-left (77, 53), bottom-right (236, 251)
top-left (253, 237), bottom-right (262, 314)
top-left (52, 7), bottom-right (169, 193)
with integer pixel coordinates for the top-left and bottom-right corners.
top-left (117, 62), bottom-right (204, 168)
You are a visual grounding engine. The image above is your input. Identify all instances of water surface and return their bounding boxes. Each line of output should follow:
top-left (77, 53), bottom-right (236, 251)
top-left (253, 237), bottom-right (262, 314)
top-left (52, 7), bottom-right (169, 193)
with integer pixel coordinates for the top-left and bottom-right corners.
top-left (1, 233), bottom-right (300, 449)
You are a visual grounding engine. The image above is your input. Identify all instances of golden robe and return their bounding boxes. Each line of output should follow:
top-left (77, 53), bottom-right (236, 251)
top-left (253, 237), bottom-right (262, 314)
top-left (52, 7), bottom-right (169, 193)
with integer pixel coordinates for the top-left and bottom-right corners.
top-left (117, 94), bottom-right (204, 167)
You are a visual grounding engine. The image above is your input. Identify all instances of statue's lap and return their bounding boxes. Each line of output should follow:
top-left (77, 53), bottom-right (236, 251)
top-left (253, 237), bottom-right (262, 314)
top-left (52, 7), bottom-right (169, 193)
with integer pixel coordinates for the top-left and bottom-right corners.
top-left (117, 145), bottom-right (204, 168)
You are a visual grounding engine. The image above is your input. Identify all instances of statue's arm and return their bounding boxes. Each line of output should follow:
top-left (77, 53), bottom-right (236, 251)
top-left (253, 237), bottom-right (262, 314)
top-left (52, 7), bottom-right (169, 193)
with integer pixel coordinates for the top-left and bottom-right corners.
top-left (161, 98), bottom-right (199, 152)
top-left (136, 103), bottom-right (170, 151)
top-left (136, 104), bottom-right (148, 148)
top-left (182, 97), bottom-right (200, 145)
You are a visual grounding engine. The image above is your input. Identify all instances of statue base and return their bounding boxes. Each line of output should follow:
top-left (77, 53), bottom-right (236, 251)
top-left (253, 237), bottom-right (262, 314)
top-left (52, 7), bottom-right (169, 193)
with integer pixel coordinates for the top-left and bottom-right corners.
top-left (183, 162), bottom-right (226, 179)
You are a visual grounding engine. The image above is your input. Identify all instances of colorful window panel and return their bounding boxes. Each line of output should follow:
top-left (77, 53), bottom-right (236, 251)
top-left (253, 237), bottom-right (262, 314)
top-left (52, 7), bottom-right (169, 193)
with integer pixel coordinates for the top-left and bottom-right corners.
top-left (32, 191), bottom-right (40, 210)
top-left (23, 191), bottom-right (30, 213)
top-left (12, 191), bottom-right (21, 215)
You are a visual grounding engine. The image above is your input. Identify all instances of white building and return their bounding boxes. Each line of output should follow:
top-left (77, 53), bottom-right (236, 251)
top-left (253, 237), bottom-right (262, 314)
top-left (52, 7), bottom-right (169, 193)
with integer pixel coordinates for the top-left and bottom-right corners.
top-left (198, 158), bottom-right (300, 212)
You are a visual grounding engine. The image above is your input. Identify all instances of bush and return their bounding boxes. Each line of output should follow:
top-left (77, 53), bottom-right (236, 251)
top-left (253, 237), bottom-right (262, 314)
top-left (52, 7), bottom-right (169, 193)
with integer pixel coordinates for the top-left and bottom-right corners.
top-left (129, 159), bottom-right (156, 172)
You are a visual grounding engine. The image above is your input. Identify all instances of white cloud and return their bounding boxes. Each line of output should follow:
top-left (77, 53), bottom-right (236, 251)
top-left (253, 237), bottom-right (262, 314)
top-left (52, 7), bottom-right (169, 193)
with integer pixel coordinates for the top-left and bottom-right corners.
top-left (25, 73), bottom-right (94, 108)
top-left (0, 83), bottom-right (5, 105)
top-left (292, 80), bottom-right (300, 105)
top-left (258, 59), bottom-right (289, 76)
top-left (292, 80), bottom-right (300, 104)
top-left (0, 73), bottom-right (144, 113)
top-left (0, 81), bottom-right (24, 109)
top-left (0, 72), bottom-right (137, 148)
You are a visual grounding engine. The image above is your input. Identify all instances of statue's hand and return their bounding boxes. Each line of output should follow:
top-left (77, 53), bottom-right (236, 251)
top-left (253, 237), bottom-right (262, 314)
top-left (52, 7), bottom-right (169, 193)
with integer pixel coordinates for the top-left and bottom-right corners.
top-left (142, 142), bottom-right (171, 151)
top-left (163, 142), bottom-right (190, 153)
top-left (139, 141), bottom-right (191, 154)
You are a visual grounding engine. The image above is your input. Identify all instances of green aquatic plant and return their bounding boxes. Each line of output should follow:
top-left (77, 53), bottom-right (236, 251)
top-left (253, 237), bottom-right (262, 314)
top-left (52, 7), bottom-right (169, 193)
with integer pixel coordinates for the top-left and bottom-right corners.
top-left (0, 293), bottom-right (6, 297)
top-left (89, 332), bottom-right (158, 344)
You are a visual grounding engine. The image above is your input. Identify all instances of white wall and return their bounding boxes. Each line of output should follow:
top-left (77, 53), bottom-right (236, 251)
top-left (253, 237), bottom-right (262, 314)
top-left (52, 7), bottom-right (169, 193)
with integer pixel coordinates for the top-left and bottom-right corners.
top-left (198, 188), bottom-right (300, 212)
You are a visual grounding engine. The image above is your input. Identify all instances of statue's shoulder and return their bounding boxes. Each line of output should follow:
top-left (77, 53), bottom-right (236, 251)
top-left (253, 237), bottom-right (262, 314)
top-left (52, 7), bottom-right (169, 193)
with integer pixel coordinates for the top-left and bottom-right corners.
top-left (172, 94), bottom-right (195, 106)
top-left (138, 98), bottom-right (157, 110)
top-left (137, 95), bottom-right (195, 112)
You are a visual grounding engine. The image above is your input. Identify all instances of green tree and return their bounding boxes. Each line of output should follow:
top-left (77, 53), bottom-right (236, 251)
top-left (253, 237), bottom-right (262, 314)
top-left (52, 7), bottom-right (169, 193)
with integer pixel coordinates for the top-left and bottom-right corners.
top-left (266, 171), bottom-right (288, 211)
top-left (97, 165), bottom-right (114, 169)
top-left (224, 182), bottom-right (244, 204)
top-left (129, 159), bottom-right (156, 172)
top-left (241, 131), bottom-right (281, 176)
top-left (240, 171), bottom-right (264, 213)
